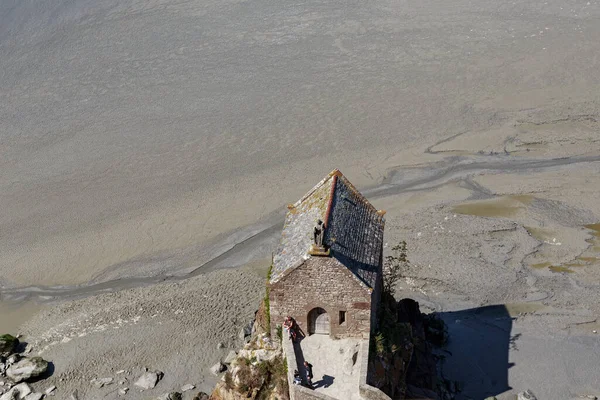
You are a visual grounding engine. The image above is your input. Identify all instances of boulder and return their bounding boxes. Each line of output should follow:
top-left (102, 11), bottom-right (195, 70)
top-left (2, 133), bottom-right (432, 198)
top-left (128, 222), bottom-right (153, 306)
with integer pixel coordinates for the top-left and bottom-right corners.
top-left (0, 383), bottom-right (32, 400)
top-left (134, 370), bottom-right (163, 390)
top-left (223, 351), bottom-right (237, 364)
top-left (192, 393), bottom-right (210, 400)
top-left (23, 394), bottom-right (43, 400)
top-left (5, 358), bottom-right (48, 383)
top-left (518, 390), bottom-right (538, 400)
top-left (210, 362), bottom-right (226, 376)
top-left (0, 336), bottom-right (19, 358)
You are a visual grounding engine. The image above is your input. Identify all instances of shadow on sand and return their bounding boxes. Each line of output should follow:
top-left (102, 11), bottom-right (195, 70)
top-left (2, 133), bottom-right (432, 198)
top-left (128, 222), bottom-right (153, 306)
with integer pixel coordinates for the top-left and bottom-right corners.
top-left (436, 305), bottom-right (514, 399)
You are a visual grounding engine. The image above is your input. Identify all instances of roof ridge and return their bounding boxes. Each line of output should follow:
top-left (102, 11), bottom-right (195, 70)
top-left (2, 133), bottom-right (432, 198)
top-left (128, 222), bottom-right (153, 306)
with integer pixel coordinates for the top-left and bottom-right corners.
top-left (323, 173), bottom-right (338, 228)
top-left (289, 169), bottom-right (338, 209)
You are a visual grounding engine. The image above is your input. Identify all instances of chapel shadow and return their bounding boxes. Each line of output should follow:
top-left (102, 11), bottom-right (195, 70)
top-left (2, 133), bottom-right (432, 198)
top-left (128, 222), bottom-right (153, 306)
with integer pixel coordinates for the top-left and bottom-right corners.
top-left (432, 304), bottom-right (514, 399)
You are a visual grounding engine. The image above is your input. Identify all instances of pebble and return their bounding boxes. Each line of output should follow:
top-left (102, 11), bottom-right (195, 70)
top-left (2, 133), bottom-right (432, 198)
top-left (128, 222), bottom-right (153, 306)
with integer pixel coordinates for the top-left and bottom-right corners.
top-left (90, 377), bottom-right (114, 388)
top-left (181, 384), bottom-right (195, 392)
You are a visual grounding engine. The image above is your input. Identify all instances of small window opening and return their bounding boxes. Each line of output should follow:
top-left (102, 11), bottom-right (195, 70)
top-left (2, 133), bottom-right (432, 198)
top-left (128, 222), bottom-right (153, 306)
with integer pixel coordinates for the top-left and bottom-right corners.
top-left (339, 310), bottom-right (346, 325)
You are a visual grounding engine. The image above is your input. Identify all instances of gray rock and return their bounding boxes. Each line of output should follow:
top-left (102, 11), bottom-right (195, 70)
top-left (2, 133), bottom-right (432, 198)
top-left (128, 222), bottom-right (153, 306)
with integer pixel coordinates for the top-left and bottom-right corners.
top-left (23, 394), bottom-right (43, 400)
top-left (180, 384), bottom-right (195, 392)
top-left (133, 371), bottom-right (163, 390)
top-left (194, 393), bottom-right (210, 400)
top-left (118, 387), bottom-right (129, 396)
top-left (0, 336), bottom-right (19, 358)
top-left (210, 362), bottom-right (226, 376)
top-left (518, 390), bottom-right (538, 400)
top-left (90, 377), bottom-right (113, 388)
top-left (223, 350), bottom-right (237, 364)
top-left (217, 342), bottom-right (225, 349)
top-left (6, 355), bottom-right (19, 367)
top-left (5, 358), bottom-right (48, 383)
top-left (0, 383), bottom-right (32, 400)
top-left (44, 386), bottom-right (56, 395)
top-left (238, 328), bottom-right (246, 340)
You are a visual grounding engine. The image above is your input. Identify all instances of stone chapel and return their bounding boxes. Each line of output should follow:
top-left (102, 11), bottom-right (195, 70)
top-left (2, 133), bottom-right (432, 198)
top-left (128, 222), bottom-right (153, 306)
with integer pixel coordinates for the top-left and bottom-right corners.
top-left (268, 169), bottom-right (385, 339)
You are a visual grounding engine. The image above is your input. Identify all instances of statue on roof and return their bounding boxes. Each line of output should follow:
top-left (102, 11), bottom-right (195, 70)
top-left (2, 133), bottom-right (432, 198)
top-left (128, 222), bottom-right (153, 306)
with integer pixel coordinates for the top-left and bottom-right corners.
top-left (314, 219), bottom-right (325, 247)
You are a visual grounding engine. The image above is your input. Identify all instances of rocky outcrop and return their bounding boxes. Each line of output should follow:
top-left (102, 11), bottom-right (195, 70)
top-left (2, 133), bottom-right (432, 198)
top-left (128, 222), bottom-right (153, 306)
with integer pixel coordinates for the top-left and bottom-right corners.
top-left (0, 333), bottom-right (53, 400)
top-left (367, 297), bottom-right (452, 400)
top-left (211, 331), bottom-right (288, 400)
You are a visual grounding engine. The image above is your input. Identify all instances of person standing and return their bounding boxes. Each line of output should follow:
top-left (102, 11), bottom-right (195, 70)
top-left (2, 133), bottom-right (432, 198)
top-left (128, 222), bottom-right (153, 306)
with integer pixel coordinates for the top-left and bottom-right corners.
top-left (303, 361), bottom-right (314, 388)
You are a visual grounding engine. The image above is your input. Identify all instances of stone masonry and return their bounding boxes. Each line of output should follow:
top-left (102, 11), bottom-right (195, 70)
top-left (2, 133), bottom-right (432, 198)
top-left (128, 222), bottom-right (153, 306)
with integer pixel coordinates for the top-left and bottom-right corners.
top-left (270, 256), bottom-right (373, 339)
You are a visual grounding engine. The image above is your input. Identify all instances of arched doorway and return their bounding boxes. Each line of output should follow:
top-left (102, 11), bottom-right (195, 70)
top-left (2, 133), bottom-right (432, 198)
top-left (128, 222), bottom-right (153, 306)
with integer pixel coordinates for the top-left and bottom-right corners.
top-left (308, 307), bottom-right (330, 335)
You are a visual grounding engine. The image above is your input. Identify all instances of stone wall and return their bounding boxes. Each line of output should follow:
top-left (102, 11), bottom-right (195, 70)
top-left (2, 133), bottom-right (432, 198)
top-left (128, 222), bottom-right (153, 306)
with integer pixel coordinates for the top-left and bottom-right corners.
top-left (358, 335), bottom-right (392, 400)
top-left (270, 257), bottom-right (373, 339)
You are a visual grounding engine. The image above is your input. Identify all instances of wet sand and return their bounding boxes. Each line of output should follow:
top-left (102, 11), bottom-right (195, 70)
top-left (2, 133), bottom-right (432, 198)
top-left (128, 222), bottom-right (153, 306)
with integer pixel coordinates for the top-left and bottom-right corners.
top-left (0, 301), bottom-right (44, 334)
top-left (2, 0), bottom-right (600, 288)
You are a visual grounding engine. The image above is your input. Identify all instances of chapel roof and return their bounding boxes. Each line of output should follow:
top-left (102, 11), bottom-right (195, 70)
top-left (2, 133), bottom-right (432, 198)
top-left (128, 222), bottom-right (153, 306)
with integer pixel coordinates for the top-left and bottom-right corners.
top-left (270, 169), bottom-right (385, 288)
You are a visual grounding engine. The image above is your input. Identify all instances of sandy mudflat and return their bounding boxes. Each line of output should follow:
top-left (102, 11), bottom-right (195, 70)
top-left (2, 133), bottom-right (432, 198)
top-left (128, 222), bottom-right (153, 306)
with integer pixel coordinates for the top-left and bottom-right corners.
top-left (1, 0), bottom-right (600, 398)
top-left (1, 0), bottom-right (600, 287)
top-left (16, 265), bottom-right (266, 399)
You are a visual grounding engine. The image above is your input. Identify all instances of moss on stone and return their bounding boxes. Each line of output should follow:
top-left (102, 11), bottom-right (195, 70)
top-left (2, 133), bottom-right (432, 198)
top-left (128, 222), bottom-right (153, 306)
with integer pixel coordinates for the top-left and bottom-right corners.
top-left (0, 334), bottom-right (19, 356)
